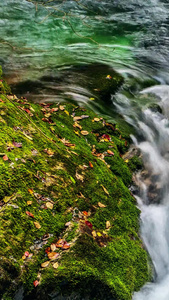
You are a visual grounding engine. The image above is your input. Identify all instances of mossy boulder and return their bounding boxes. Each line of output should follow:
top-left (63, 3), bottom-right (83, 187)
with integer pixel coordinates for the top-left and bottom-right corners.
top-left (0, 72), bottom-right (149, 300)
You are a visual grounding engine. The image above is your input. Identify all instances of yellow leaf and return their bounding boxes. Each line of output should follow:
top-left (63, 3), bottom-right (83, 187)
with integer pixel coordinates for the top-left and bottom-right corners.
top-left (27, 201), bottom-right (32, 206)
top-left (73, 122), bottom-right (82, 130)
top-left (97, 232), bottom-right (102, 237)
top-left (74, 130), bottom-right (80, 136)
top-left (125, 159), bottom-right (129, 163)
top-left (89, 97), bottom-right (95, 101)
top-left (64, 110), bottom-right (69, 116)
top-left (41, 261), bottom-right (50, 268)
top-left (34, 221), bottom-right (41, 229)
top-left (46, 202), bottom-right (53, 210)
top-left (92, 230), bottom-right (97, 238)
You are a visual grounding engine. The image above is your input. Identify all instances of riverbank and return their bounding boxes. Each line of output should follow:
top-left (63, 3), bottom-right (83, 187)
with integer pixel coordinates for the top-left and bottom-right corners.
top-left (0, 68), bottom-right (149, 300)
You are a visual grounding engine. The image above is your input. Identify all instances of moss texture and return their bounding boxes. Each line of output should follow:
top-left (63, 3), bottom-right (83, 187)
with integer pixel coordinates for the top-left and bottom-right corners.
top-left (0, 70), bottom-right (149, 300)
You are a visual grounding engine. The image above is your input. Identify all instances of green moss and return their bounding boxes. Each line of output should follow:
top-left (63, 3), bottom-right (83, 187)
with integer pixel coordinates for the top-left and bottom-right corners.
top-left (0, 73), bottom-right (149, 300)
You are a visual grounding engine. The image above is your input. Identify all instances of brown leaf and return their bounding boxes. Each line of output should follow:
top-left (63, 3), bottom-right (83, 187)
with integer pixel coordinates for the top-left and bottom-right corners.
top-left (41, 261), bottom-right (50, 268)
top-left (98, 202), bottom-right (107, 208)
top-left (44, 149), bottom-right (54, 156)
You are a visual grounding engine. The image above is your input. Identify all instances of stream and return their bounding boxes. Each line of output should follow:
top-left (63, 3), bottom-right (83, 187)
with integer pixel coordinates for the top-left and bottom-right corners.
top-left (1, 0), bottom-right (169, 299)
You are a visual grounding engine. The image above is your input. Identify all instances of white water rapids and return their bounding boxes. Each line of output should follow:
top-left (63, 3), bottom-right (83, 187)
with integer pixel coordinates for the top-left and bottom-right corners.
top-left (117, 85), bottom-right (169, 299)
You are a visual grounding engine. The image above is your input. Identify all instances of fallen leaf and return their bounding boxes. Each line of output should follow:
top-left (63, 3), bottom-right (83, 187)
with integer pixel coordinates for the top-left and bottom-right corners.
top-left (107, 150), bottom-right (114, 156)
top-left (56, 239), bottom-right (65, 248)
top-left (125, 159), bottom-right (129, 163)
top-left (46, 202), bottom-right (53, 210)
top-left (44, 149), bottom-right (54, 156)
top-left (27, 201), bottom-right (32, 205)
top-left (62, 242), bottom-right (70, 250)
top-left (98, 202), bottom-right (107, 208)
top-left (85, 221), bottom-right (93, 229)
top-left (74, 130), bottom-right (80, 136)
top-left (34, 221), bottom-right (41, 229)
top-left (76, 173), bottom-right (84, 182)
top-left (106, 221), bottom-right (111, 229)
top-left (28, 188), bottom-right (34, 194)
top-left (26, 211), bottom-right (34, 218)
top-left (73, 122), bottom-right (82, 130)
top-left (59, 105), bottom-right (65, 111)
top-left (106, 75), bottom-right (112, 79)
top-left (92, 230), bottom-right (97, 238)
top-left (81, 130), bottom-right (89, 136)
top-left (24, 251), bottom-right (29, 257)
top-left (101, 185), bottom-right (109, 195)
top-left (93, 118), bottom-right (100, 122)
top-left (45, 247), bottom-right (51, 254)
top-left (51, 107), bottom-right (59, 112)
top-left (97, 232), bottom-right (102, 237)
top-left (33, 280), bottom-right (39, 287)
top-left (48, 252), bottom-right (60, 260)
top-left (64, 143), bottom-right (75, 148)
top-left (89, 97), bottom-right (95, 101)
top-left (50, 243), bottom-right (56, 252)
top-left (53, 262), bottom-right (59, 269)
top-left (44, 113), bottom-right (51, 118)
top-left (41, 261), bottom-right (50, 268)
top-left (89, 161), bottom-right (93, 168)
top-left (102, 134), bottom-right (111, 141)
top-left (3, 154), bottom-right (8, 161)
top-left (83, 211), bottom-right (88, 216)
top-left (64, 110), bottom-right (69, 116)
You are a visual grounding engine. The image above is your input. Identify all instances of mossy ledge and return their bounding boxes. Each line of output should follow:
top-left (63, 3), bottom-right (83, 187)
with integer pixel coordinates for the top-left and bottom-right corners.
top-left (0, 67), bottom-right (149, 300)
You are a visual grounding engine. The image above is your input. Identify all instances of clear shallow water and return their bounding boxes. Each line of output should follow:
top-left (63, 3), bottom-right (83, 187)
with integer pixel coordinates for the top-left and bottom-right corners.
top-left (2, 1), bottom-right (169, 299)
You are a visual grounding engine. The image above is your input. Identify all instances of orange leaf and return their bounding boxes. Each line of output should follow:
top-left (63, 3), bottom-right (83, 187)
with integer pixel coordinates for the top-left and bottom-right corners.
top-left (26, 211), bottom-right (34, 218)
top-left (48, 252), bottom-right (60, 260)
top-left (28, 188), bottom-right (34, 194)
top-left (3, 155), bottom-right (8, 161)
top-left (107, 150), bottom-right (114, 156)
top-left (83, 211), bottom-right (88, 216)
top-left (89, 161), bottom-right (93, 168)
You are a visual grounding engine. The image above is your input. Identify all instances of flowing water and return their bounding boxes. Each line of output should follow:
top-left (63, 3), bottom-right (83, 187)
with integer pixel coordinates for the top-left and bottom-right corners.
top-left (1, 0), bottom-right (169, 299)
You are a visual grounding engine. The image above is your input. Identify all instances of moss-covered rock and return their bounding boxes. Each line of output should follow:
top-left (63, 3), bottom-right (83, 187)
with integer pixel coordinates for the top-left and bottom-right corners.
top-left (0, 72), bottom-right (148, 300)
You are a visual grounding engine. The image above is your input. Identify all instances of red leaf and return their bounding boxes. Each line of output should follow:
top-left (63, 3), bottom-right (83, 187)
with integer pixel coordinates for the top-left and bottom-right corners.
top-left (24, 251), bottom-right (29, 257)
top-left (26, 211), bottom-right (34, 218)
top-left (3, 155), bottom-right (8, 161)
top-left (33, 280), bottom-right (39, 287)
top-left (102, 134), bottom-right (111, 141)
top-left (45, 247), bottom-right (51, 254)
top-left (83, 211), bottom-right (88, 216)
top-left (125, 140), bottom-right (128, 147)
top-left (85, 221), bottom-right (93, 229)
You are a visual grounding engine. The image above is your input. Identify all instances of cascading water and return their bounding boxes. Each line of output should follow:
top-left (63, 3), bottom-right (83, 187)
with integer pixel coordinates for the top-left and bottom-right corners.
top-left (1, 0), bottom-right (169, 299)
